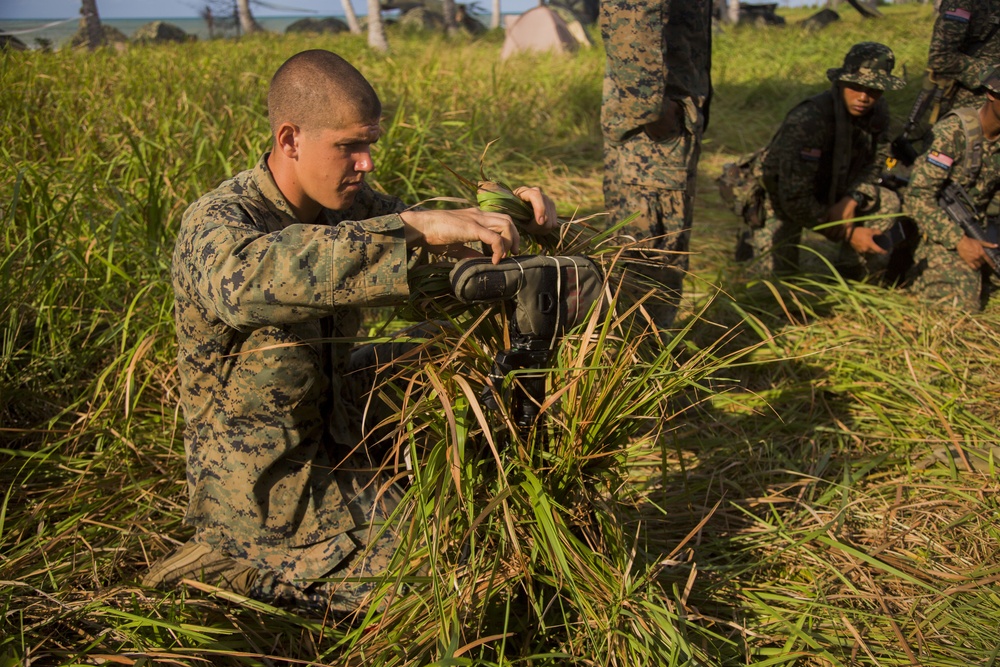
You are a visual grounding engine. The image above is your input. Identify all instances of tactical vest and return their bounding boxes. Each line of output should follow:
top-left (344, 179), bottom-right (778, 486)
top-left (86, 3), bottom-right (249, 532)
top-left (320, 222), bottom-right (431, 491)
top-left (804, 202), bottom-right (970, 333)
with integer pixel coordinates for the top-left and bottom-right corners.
top-left (941, 106), bottom-right (984, 189)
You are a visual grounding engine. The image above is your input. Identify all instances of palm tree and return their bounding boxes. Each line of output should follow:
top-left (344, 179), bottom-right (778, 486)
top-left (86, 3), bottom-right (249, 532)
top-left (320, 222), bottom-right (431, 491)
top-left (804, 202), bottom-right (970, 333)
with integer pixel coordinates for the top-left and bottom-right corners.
top-left (236, 0), bottom-right (262, 34)
top-left (442, 0), bottom-right (459, 34)
top-left (490, 0), bottom-right (501, 30)
top-left (342, 0), bottom-right (362, 34)
top-left (199, 5), bottom-right (216, 39)
top-left (367, 0), bottom-right (388, 51)
top-left (80, 0), bottom-right (102, 50)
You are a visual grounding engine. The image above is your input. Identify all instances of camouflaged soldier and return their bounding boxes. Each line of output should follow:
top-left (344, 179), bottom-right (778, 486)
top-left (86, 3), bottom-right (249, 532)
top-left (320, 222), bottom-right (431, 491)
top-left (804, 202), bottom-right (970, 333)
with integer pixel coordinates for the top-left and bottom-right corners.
top-left (600, 0), bottom-right (712, 329)
top-left (740, 42), bottom-right (907, 276)
top-left (143, 49), bottom-right (557, 614)
top-left (927, 0), bottom-right (1000, 116)
top-left (903, 67), bottom-right (1000, 311)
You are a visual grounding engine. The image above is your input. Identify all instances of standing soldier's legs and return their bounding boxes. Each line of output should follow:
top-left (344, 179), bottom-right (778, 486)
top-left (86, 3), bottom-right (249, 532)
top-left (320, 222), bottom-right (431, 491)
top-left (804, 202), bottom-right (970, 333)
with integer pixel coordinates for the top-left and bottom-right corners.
top-left (603, 128), bottom-right (698, 329)
top-left (909, 239), bottom-right (984, 311)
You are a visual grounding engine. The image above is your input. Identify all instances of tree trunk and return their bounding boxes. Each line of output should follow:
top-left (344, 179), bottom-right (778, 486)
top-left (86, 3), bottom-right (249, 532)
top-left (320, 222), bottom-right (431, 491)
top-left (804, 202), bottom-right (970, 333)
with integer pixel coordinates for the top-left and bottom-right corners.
top-left (726, 0), bottom-right (739, 24)
top-left (80, 0), bottom-right (102, 50)
top-left (342, 0), bottom-right (362, 34)
top-left (367, 0), bottom-right (389, 52)
top-left (490, 0), bottom-right (501, 29)
top-left (442, 0), bottom-right (459, 35)
top-left (236, 0), bottom-right (262, 34)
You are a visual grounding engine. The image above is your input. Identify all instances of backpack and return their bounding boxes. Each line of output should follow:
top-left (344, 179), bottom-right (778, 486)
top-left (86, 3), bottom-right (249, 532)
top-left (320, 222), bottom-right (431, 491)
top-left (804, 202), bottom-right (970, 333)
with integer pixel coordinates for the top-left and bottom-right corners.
top-left (717, 146), bottom-right (768, 229)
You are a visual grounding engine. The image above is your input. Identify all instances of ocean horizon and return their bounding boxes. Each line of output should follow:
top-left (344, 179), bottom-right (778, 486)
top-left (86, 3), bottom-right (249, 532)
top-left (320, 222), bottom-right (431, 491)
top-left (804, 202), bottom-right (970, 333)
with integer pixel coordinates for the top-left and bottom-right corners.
top-left (0, 13), bottom-right (502, 49)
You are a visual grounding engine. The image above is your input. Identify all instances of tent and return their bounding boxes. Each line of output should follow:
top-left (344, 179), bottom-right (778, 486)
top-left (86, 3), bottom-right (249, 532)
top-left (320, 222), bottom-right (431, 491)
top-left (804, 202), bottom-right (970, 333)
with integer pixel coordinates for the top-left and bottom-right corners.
top-left (500, 6), bottom-right (579, 61)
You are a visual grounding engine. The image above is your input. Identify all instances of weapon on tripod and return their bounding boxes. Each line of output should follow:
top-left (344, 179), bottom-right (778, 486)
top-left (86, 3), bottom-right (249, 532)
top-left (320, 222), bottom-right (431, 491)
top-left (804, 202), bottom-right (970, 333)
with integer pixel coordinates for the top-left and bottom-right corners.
top-left (450, 254), bottom-right (605, 439)
top-left (938, 181), bottom-right (1000, 276)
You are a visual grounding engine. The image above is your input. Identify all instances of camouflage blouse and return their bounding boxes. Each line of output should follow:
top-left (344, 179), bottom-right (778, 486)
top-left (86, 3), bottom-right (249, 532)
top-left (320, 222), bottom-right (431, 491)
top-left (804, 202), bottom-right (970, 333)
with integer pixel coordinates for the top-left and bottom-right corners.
top-left (762, 89), bottom-right (891, 230)
top-left (600, 0), bottom-right (712, 144)
top-left (928, 0), bottom-right (1000, 106)
top-left (171, 154), bottom-right (412, 581)
top-left (903, 112), bottom-right (1000, 248)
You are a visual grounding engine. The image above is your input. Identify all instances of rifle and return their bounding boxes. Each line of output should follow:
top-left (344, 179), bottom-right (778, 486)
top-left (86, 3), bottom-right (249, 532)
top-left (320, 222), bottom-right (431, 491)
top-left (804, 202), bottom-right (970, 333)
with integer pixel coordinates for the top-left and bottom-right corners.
top-left (937, 181), bottom-right (1000, 276)
top-left (890, 73), bottom-right (952, 167)
top-left (450, 254), bottom-right (605, 440)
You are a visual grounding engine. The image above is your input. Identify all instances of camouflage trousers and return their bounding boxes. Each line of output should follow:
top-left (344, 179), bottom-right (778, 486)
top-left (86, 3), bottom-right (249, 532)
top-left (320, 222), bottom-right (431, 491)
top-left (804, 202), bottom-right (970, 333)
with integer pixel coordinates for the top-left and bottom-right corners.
top-left (745, 187), bottom-right (903, 277)
top-left (908, 237), bottom-right (991, 311)
top-left (145, 335), bottom-right (428, 617)
top-left (603, 120), bottom-right (701, 330)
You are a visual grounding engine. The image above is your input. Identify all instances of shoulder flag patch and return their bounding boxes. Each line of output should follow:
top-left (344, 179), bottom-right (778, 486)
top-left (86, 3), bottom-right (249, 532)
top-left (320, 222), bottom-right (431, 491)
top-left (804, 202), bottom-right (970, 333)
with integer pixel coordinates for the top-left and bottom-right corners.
top-left (944, 8), bottom-right (971, 22)
top-left (799, 147), bottom-right (822, 161)
top-left (927, 151), bottom-right (955, 170)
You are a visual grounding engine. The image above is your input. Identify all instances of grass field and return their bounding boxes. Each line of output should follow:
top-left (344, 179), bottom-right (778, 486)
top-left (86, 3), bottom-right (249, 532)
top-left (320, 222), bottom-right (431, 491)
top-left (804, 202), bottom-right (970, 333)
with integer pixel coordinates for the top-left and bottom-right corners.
top-left (2, 5), bottom-right (1000, 665)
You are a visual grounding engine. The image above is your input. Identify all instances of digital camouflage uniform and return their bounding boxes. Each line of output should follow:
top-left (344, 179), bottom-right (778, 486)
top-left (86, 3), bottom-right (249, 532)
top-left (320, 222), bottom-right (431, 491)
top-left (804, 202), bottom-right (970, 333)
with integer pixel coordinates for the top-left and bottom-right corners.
top-left (600, 0), bottom-right (712, 328)
top-left (904, 104), bottom-right (1000, 311)
top-left (157, 153), bottom-right (417, 613)
top-left (747, 42), bottom-right (905, 275)
top-left (927, 0), bottom-right (1000, 115)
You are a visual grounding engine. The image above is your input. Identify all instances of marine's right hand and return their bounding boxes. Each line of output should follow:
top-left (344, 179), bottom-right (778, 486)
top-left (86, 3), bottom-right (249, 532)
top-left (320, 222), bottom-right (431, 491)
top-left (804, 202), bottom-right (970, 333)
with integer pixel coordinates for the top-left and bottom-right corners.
top-left (956, 235), bottom-right (998, 271)
top-left (401, 208), bottom-right (520, 265)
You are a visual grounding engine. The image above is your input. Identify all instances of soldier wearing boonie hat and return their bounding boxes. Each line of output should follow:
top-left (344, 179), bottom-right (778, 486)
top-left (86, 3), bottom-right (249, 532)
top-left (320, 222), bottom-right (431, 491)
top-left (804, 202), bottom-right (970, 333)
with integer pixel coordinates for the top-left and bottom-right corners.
top-left (734, 42), bottom-right (910, 278)
top-left (826, 41), bottom-right (907, 92)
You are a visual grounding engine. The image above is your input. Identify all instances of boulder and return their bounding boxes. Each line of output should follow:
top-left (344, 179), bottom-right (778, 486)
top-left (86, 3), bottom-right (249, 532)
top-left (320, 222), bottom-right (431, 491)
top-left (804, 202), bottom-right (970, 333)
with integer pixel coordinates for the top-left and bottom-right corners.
top-left (0, 32), bottom-right (28, 51)
top-left (68, 24), bottom-right (128, 48)
top-left (132, 21), bottom-right (191, 43)
top-left (285, 17), bottom-right (350, 34)
top-left (800, 9), bottom-right (840, 31)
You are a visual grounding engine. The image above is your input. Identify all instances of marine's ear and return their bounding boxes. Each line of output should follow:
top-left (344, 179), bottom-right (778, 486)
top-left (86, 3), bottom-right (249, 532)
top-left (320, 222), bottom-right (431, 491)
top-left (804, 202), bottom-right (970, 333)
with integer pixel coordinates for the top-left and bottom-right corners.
top-left (273, 121), bottom-right (301, 158)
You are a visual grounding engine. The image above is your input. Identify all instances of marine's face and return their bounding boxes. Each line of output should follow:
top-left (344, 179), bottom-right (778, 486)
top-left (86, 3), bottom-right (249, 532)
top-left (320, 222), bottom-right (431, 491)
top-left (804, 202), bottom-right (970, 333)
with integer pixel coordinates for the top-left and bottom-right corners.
top-left (296, 117), bottom-right (380, 212)
top-left (841, 82), bottom-right (883, 118)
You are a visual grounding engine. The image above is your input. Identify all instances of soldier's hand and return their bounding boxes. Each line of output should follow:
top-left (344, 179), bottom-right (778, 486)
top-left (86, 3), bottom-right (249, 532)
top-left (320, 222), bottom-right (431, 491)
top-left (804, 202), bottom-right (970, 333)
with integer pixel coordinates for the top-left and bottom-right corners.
top-left (513, 185), bottom-right (559, 234)
top-left (643, 99), bottom-right (684, 142)
top-left (401, 208), bottom-right (520, 265)
top-left (827, 195), bottom-right (858, 223)
top-left (847, 225), bottom-right (888, 255)
top-left (956, 235), bottom-right (998, 270)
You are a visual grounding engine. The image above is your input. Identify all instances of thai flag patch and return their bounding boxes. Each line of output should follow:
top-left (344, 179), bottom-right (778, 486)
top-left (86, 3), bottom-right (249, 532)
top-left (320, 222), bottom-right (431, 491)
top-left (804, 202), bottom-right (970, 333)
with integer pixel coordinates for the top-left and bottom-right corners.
top-left (800, 148), bottom-right (822, 161)
top-left (927, 151), bottom-right (955, 170)
top-left (944, 8), bottom-right (971, 22)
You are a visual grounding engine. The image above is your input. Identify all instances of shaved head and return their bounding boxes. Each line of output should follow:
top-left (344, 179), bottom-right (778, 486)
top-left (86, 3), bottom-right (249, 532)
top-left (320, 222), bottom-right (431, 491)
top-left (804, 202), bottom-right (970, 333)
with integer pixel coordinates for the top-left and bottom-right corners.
top-left (267, 50), bottom-right (381, 138)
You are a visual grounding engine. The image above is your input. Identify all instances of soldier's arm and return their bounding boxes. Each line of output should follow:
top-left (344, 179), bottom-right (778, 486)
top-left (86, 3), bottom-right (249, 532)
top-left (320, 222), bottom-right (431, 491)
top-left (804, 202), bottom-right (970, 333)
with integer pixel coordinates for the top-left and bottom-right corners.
top-left (601, 0), bottom-right (669, 137)
top-left (766, 103), bottom-right (830, 230)
top-left (176, 200), bottom-right (411, 331)
top-left (927, 0), bottom-right (991, 90)
top-left (902, 116), bottom-right (967, 248)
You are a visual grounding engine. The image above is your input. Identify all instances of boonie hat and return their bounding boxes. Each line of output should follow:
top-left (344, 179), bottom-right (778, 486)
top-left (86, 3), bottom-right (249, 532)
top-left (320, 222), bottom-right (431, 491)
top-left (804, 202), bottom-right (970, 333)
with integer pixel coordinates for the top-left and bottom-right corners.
top-left (826, 42), bottom-right (906, 92)
top-left (980, 66), bottom-right (1000, 94)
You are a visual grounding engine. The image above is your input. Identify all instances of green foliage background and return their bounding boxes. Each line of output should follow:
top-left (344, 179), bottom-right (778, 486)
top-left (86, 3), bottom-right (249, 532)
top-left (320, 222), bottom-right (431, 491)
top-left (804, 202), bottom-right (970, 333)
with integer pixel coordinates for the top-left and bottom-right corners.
top-left (2, 6), bottom-right (999, 666)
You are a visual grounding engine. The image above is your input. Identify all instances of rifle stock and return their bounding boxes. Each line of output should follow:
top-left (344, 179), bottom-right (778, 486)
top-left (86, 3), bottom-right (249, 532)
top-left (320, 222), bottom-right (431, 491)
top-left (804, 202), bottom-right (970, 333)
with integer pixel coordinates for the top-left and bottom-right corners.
top-left (938, 182), bottom-right (1000, 275)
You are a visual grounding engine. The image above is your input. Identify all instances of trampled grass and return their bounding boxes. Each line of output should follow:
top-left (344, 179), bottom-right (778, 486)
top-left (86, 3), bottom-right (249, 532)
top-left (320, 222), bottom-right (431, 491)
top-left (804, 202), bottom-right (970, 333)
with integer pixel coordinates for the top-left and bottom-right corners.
top-left (2, 6), bottom-right (999, 665)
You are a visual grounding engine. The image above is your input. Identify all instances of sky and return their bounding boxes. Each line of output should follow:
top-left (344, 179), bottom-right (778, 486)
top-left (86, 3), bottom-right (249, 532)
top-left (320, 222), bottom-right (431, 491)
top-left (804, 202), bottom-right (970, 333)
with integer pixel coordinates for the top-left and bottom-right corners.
top-left (0, 0), bottom-right (811, 20)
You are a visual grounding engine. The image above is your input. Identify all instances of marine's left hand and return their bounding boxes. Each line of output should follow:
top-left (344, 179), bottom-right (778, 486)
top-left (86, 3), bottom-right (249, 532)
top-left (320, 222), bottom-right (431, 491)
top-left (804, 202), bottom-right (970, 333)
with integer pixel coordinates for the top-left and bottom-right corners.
top-left (513, 186), bottom-right (559, 234)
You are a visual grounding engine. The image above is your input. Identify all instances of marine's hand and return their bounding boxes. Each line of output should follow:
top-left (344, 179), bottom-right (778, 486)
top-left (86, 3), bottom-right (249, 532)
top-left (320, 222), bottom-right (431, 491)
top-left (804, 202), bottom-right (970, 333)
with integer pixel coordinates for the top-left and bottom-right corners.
top-left (401, 208), bottom-right (520, 264)
top-left (827, 195), bottom-right (858, 224)
top-left (956, 234), bottom-right (998, 270)
top-left (643, 99), bottom-right (683, 142)
top-left (513, 185), bottom-right (558, 233)
top-left (847, 225), bottom-right (887, 255)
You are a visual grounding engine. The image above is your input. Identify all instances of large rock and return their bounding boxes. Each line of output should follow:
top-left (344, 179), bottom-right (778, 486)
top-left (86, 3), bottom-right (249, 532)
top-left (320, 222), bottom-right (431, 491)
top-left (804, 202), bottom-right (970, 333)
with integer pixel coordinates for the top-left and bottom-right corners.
top-left (285, 17), bottom-right (350, 34)
top-left (133, 21), bottom-right (191, 43)
top-left (800, 9), bottom-right (840, 31)
top-left (739, 3), bottom-right (786, 26)
top-left (0, 32), bottom-right (28, 51)
top-left (68, 24), bottom-right (128, 48)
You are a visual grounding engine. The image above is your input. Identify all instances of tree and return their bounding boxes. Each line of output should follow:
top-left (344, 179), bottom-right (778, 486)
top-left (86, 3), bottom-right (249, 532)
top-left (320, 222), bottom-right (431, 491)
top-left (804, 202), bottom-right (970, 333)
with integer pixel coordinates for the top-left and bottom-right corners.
top-left (236, 0), bottom-right (262, 34)
top-left (367, 0), bottom-right (388, 51)
top-left (726, 0), bottom-right (739, 24)
top-left (341, 0), bottom-right (362, 34)
top-left (442, 0), bottom-right (459, 35)
top-left (490, 0), bottom-right (501, 30)
top-left (80, 0), bottom-right (102, 50)
top-left (199, 5), bottom-right (216, 39)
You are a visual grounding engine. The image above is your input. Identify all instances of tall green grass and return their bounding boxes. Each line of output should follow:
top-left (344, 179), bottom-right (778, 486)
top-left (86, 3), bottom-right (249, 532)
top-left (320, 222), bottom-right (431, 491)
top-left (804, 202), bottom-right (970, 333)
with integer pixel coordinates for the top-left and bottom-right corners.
top-left (2, 7), bottom-right (999, 666)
